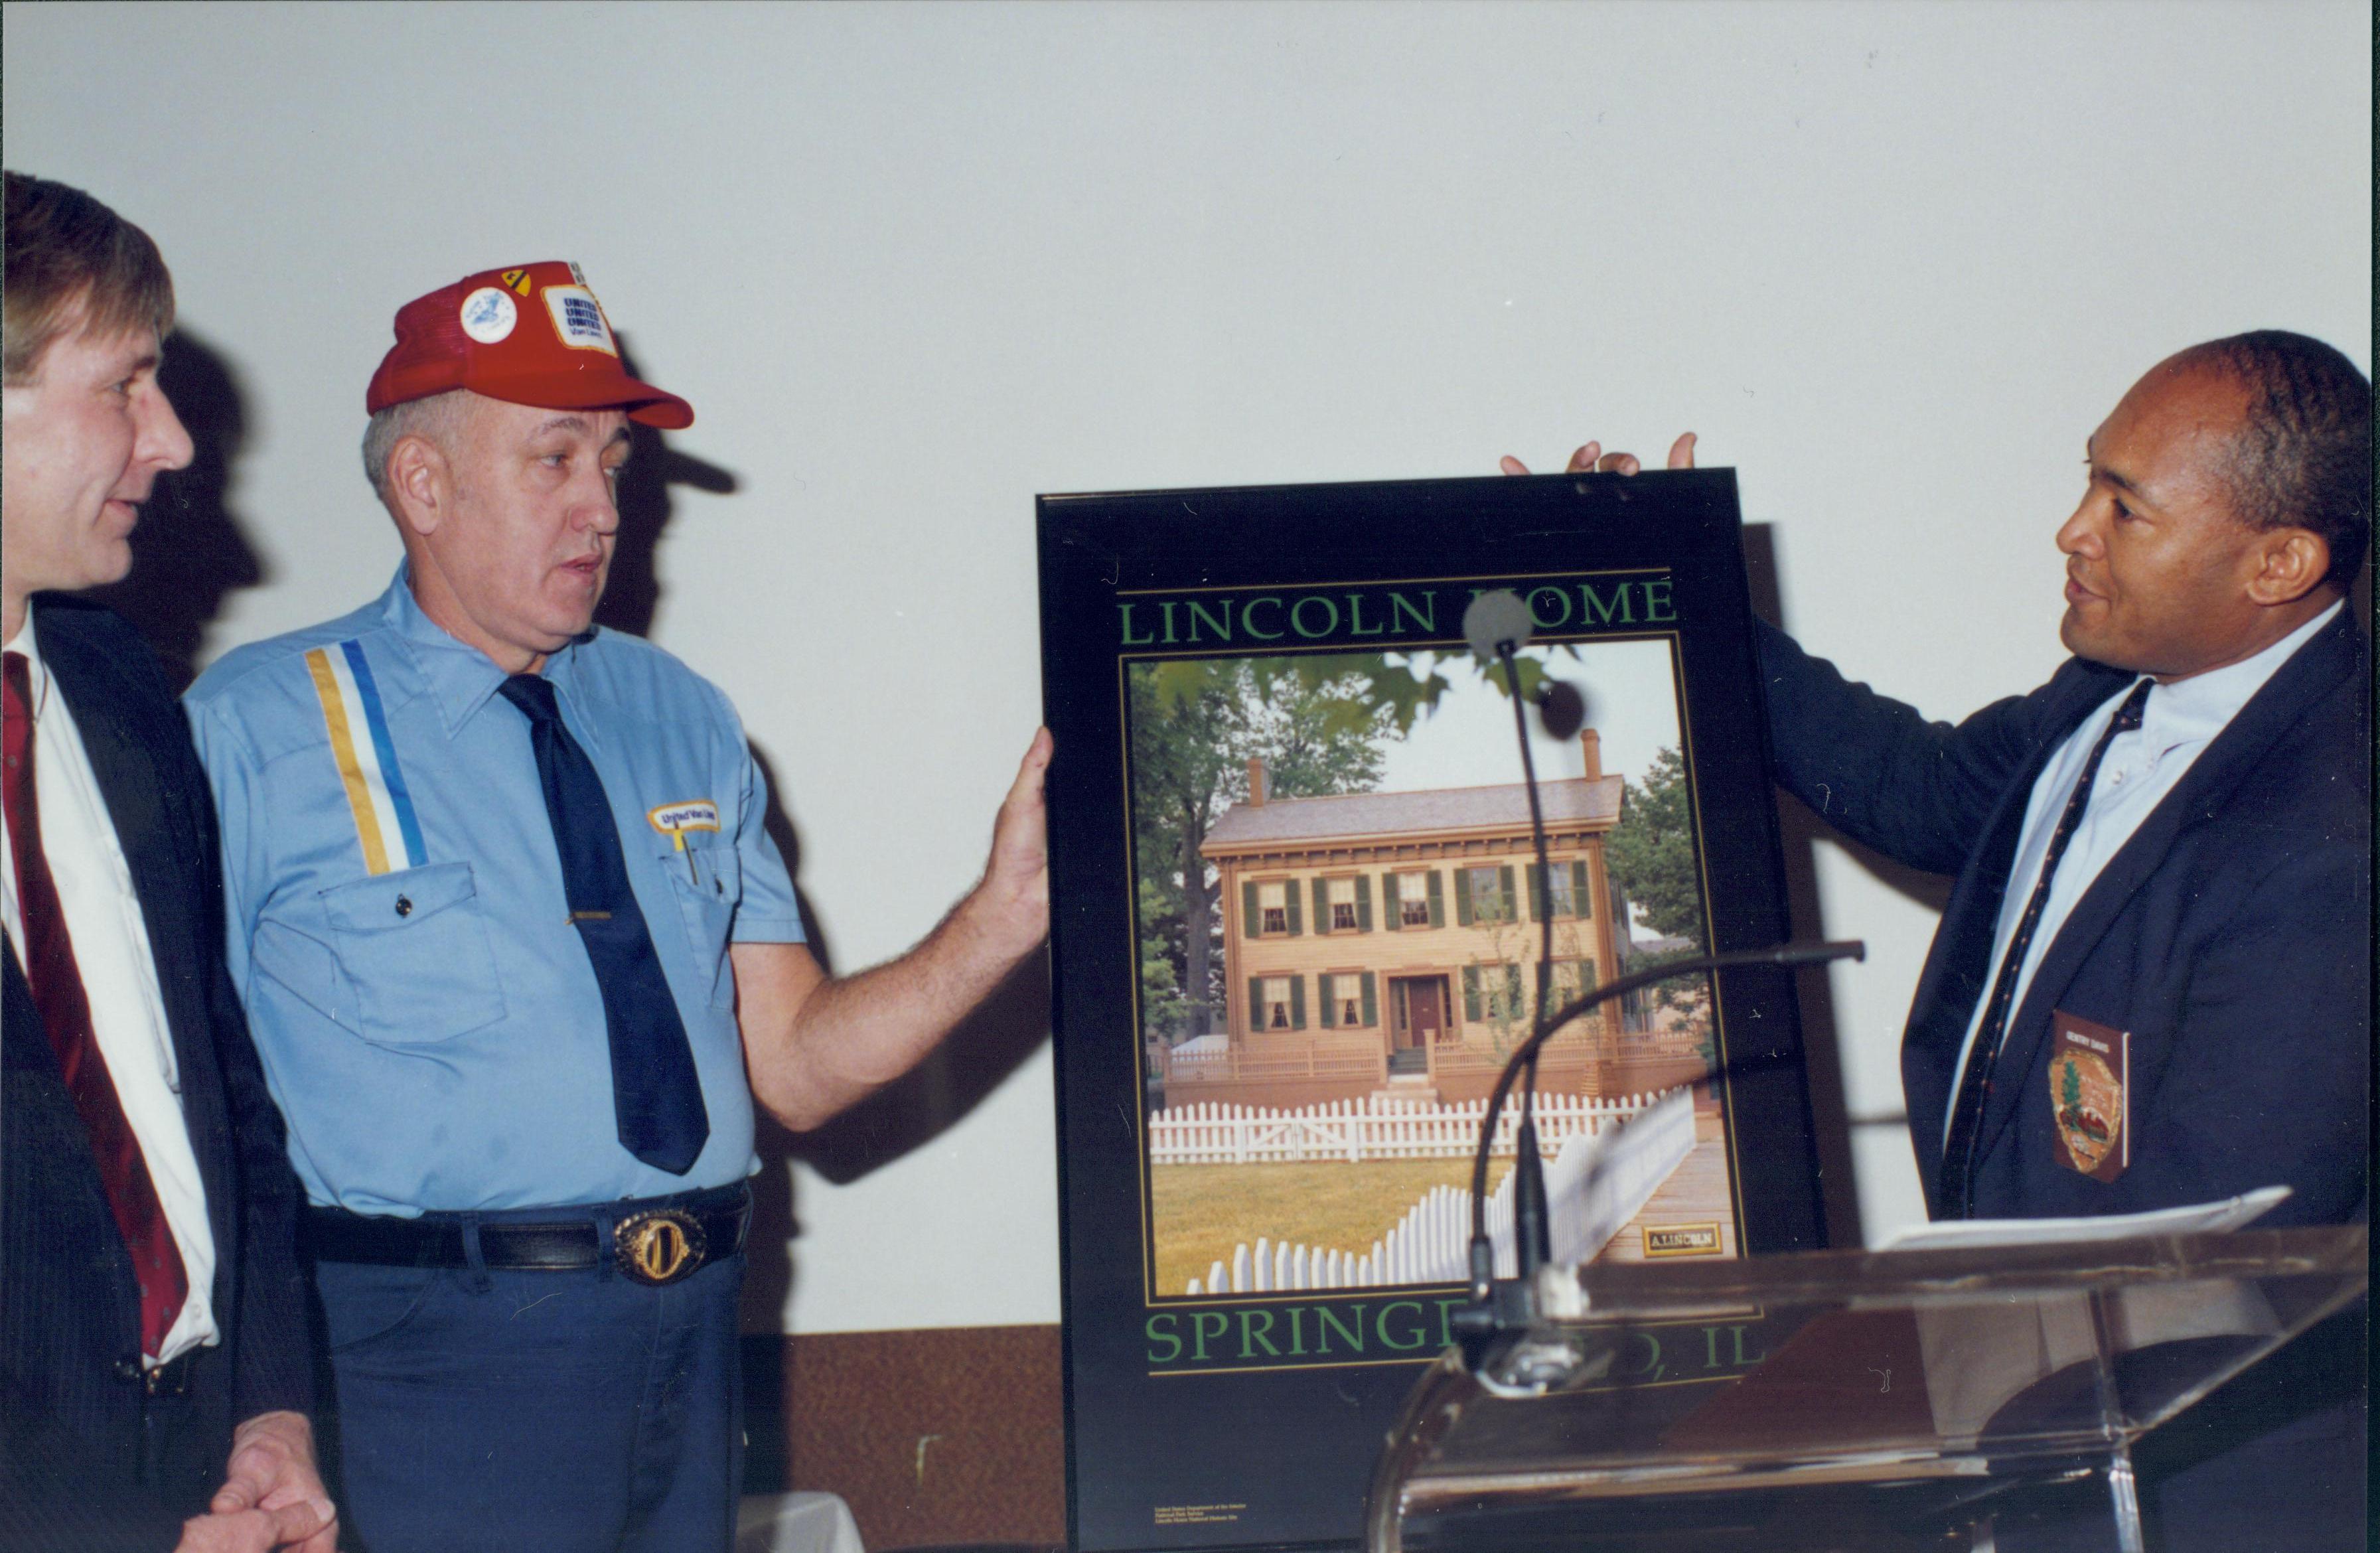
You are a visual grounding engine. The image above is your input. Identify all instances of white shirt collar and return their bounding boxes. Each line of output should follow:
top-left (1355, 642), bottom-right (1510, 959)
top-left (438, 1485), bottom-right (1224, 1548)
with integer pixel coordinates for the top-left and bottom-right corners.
top-left (2136, 601), bottom-right (2342, 759)
top-left (3, 610), bottom-right (52, 717)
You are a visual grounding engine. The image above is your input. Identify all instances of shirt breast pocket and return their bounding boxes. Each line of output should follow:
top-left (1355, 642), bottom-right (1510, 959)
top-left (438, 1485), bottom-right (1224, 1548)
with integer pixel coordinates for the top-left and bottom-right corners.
top-left (316, 861), bottom-right (508, 1045)
top-left (656, 836), bottom-right (740, 1009)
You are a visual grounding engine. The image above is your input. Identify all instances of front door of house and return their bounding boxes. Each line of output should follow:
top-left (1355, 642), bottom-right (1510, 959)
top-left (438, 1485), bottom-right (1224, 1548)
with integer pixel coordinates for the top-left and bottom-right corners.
top-left (1392, 976), bottom-right (1446, 1049)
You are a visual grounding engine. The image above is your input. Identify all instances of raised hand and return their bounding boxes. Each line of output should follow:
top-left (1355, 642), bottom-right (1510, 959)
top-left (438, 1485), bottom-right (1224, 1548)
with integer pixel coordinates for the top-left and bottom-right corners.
top-left (1499, 433), bottom-right (1697, 477)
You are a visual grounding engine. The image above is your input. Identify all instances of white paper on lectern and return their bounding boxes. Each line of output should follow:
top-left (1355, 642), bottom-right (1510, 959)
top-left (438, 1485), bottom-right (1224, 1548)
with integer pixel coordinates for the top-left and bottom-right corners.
top-left (1876, 1185), bottom-right (2290, 1252)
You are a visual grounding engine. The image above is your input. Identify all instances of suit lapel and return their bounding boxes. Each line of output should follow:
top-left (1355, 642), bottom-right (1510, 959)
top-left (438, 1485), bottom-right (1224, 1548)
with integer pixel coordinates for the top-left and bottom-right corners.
top-left (1969, 612), bottom-right (2364, 1167)
top-left (35, 630), bottom-right (186, 938)
top-left (1903, 672), bottom-right (2116, 1174)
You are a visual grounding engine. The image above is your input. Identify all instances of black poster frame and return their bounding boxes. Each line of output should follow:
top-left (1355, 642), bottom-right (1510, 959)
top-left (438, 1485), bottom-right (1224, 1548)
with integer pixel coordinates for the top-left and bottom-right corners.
top-left (1037, 471), bottom-right (1826, 1552)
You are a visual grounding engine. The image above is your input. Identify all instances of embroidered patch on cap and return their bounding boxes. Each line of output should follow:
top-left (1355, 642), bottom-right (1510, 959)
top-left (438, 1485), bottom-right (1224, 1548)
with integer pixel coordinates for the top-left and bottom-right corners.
top-left (458, 287), bottom-right (518, 344)
top-left (498, 268), bottom-right (534, 297)
top-left (542, 284), bottom-right (617, 356)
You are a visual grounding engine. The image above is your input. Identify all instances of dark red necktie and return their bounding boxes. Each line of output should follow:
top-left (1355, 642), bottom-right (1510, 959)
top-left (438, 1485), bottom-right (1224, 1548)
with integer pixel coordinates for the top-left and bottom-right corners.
top-left (3, 651), bottom-right (188, 1357)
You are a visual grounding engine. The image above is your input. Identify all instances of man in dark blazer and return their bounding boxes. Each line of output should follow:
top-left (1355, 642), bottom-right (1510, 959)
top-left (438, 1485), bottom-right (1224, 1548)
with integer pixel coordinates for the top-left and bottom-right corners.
top-left (1519, 330), bottom-right (2369, 1550)
top-left (1753, 339), bottom-right (2369, 1228)
top-left (2, 173), bottom-right (332, 1552)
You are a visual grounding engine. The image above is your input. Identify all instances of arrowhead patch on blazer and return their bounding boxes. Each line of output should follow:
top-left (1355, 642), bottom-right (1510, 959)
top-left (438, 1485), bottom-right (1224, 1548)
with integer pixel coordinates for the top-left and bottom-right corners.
top-left (2049, 1010), bottom-right (2130, 1182)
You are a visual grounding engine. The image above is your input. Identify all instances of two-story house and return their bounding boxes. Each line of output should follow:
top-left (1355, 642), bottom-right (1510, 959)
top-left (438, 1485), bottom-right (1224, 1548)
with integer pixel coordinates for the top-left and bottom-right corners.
top-left (1165, 730), bottom-right (1644, 1108)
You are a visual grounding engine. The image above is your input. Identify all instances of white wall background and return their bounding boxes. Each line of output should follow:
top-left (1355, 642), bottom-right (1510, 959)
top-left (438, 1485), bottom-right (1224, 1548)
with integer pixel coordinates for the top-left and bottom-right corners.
top-left (5, 0), bottom-right (2366, 1335)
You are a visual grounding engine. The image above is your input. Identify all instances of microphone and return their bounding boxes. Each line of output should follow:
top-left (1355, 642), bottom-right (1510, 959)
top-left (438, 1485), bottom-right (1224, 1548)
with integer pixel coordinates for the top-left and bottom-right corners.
top-left (1465, 588), bottom-right (1588, 739)
top-left (1463, 589), bottom-right (1570, 1285)
top-left (1537, 680), bottom-right (1585, 741)
top-left (1451, 588), bottom-right (1860, 1338)
top-left (1463, 589), bottom-right (1535, 662)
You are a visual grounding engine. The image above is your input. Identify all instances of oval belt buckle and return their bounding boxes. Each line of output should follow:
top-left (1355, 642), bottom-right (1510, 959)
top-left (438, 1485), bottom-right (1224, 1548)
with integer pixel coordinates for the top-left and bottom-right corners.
top-left (615, 1207), bottom-right (708, 1286)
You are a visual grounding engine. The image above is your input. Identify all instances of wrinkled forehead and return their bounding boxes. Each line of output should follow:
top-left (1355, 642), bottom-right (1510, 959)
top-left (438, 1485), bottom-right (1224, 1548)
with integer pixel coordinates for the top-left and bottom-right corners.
top-left (454, 391), bottom-right (632, 450)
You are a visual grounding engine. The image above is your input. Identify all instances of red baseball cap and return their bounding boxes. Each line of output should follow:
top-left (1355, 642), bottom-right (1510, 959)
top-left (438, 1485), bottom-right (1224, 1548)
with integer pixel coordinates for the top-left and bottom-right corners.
top-left (364, 260), bottom-right (693, 429)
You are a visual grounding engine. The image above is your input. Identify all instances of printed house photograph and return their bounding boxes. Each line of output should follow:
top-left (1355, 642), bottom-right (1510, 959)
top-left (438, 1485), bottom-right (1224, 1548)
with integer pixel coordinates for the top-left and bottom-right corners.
top-left (1128, 638), bottom-right (1742, 1299)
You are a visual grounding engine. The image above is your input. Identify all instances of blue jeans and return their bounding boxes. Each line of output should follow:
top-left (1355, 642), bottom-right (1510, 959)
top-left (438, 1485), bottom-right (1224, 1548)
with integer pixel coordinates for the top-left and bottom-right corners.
top-left (318, 1237), bottom-right (746, 1553)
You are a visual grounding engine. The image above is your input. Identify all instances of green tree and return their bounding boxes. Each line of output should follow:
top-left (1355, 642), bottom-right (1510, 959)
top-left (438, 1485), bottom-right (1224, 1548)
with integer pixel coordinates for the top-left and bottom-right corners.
top-left (1603, 744), bottom-right (1714, 1049)
top-left (1604, 745), bottom-right (1704, 948)
top-left (1128, 655), bottom-right (1444, 1040)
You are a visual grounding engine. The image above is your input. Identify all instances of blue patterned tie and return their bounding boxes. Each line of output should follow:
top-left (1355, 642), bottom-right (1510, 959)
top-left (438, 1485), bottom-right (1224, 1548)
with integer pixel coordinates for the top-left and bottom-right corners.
top-left (1939, 676), bottom-right (2151, 1217)
top-left (498, 674), bottom-right (709, 1175)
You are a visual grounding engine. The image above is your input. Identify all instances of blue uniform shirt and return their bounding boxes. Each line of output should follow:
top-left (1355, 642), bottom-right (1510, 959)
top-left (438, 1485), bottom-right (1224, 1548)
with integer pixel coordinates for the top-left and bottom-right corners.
top-left (186, 566), bottom-right (805, 1213)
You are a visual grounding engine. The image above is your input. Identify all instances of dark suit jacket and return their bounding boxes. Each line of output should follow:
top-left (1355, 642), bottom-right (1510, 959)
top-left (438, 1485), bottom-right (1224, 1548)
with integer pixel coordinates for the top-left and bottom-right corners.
top-left (1757, 608), bottom-right (2369, 1224)
top-left (2, 595), bottom-right (313, 1548)
top-left (1757, 608), bottom-right (2369, 1550)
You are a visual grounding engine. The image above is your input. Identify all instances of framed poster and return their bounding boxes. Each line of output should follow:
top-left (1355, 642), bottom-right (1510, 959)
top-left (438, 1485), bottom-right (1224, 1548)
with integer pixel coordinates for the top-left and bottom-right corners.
top-left (1038, 471), bottom-right (1826, 1552)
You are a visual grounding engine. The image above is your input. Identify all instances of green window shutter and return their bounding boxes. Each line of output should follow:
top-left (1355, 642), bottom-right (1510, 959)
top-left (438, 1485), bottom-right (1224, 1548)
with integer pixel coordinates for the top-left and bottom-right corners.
top-left (1284, 884), bottom-right (1302, 936)
top-left (1580, 958), bottom-right (1598, 994)
top-left (1462, 965), bottom-right (1482, 1022)
top-left (1318, 974), bottom-right (1337, 1027)
top-left (1381, 872), bottom-right (1402, 932)
top-left (1498, 865), bottom-right (1517, 922)
top-left (1572, 859), bottom-right (1592, 918)
top-left (1248, 976), bottom-right (1264, 1030)
top-left (1311, 878), bottom-right (1331, 936)
top-left (1527, 863), bottom-right (1546, 922)
top-left (1355, 875), bottom-right (1373, 932)
top-left (1426, 870), bottom-right (1445, 928)
top-left (1455, 869), bottom-right (1474, 926)
top-left (1359, 972), bottom-right (1378, 1027)
top-left (1288, 975), bottom-right (1306, 1029)
top-left (1242, 881), bottom-right (1260, 938)
top-left (1505, 964), bottom-right (1524, 1016)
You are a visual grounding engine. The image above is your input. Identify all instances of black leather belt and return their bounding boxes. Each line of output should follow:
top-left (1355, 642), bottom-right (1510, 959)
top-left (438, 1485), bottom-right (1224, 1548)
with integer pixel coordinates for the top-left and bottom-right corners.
top-left (304, 1185), bottom-right (749, 1287)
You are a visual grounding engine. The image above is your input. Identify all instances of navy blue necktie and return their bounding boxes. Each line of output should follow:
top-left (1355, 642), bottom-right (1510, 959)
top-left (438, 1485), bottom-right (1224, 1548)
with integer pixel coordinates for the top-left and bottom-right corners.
top-left (498, 673), bottom-right (709, 1175)
top-left (1939, 676), bottom-right (2151, 1217)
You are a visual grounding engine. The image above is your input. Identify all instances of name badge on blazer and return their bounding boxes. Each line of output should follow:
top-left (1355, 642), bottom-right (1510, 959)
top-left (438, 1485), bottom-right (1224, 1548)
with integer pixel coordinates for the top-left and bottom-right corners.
top-left (2048, 1010), bottom-right (2130, 1182)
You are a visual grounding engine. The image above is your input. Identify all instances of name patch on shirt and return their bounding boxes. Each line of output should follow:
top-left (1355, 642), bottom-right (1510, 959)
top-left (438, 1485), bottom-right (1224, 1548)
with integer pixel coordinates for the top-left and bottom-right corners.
top-left (648, 800), bottom-right (721, 846)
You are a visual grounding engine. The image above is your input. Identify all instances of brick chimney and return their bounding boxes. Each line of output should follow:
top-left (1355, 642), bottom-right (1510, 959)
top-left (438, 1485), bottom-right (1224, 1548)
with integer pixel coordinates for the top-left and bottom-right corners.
top-left (1579, 729), bottom-right (1602, 782)
top-left (1246, 757), bottom-right (1268, 806)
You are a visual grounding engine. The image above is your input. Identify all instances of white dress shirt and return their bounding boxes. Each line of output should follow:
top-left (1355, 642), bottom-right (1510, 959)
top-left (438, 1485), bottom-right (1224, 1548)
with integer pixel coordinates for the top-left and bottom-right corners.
top-left (2, 615), bottom-right (218, 1363)
top-left (1944, 601), bottom-right (2344, 1140)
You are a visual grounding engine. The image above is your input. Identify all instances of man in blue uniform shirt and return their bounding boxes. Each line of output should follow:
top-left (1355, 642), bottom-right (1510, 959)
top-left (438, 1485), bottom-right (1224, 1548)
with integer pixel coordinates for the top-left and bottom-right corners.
top-left (186, 261), bottom-right (1051, 1553)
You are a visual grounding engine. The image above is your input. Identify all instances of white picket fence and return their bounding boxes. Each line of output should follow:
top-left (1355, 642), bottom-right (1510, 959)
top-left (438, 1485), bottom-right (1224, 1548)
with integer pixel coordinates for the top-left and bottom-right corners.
top-left (1185, 1087), bottom-right (1698, 1294)
top-left (1150, 1091), bottom-right (1663, 1166)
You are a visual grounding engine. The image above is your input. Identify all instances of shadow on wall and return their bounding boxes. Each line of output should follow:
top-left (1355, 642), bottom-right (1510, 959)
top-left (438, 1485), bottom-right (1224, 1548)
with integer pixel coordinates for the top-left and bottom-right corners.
top-left (732, 735), bottom-right (1058, 1337)
top-left (90, 327), bottom-right (266, 690)
top-left (1744, 520), bottom-right (1950, 1248)
top-left (592, 337), bottom-right (738, 640)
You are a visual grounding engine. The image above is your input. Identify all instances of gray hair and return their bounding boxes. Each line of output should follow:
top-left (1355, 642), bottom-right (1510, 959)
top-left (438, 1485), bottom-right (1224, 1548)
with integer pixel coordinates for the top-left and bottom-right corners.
top-left (360, 390), bottom-right (472, 510)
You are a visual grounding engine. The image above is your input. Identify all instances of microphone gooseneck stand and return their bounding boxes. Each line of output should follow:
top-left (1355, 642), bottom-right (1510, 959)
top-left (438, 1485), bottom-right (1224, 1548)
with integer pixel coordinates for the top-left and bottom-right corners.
top-left (1452, 589), bottom-right (1862, 1343)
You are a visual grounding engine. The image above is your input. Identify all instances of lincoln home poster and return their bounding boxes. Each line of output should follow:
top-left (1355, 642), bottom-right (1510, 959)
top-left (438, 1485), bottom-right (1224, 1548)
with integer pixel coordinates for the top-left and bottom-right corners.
top-left (1037, 473), bottom-right (1826, 1552)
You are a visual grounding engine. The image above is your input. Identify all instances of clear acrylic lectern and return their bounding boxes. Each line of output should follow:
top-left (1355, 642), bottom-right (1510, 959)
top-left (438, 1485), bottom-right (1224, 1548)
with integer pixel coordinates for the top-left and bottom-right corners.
top-left (1366, 1225), bottom-right (2365, 1553)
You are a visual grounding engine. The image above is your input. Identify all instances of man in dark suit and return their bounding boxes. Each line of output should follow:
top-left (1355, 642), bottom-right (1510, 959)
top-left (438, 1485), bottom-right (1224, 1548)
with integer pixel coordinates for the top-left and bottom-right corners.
top-left (1514, 331), bottom-right (2369, 1549)
top-left (1755, 336), bottom-right (2368, 1230)
top-left (2, 172), bottom-right (333, 1552)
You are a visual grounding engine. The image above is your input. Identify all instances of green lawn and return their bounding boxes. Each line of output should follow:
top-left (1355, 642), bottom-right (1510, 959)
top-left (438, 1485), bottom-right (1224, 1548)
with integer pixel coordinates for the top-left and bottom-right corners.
top-left (1150, 1157), bottom-right (1516, 1296)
